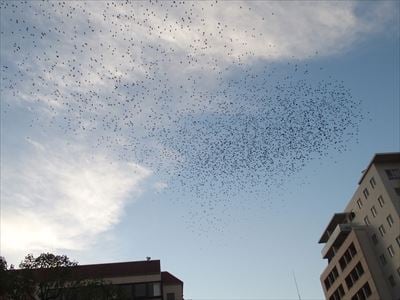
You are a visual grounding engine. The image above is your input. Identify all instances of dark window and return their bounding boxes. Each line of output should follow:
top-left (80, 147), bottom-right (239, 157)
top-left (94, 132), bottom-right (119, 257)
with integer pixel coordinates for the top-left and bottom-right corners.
top-left (345, 262), bottom-right (364, 289)
top-left (370, 206), bottom-right (377, 217)
top-left (339, 243), bottom-right (357, 271)
top-left (387, 214), bottom-right (394, 227)
top-left (324, 266), bottom-right (339, 291)
top-left (388, 245), bottom-right (395, 257)
top-left (351, 282), bottom-right (371, 300)
top-left (117, 284), bottom-right (134, 299)
top-left (363, 188), bottom-right (369, 199)
top-left (357, 199), bottom-right (363, 209)
top-left (369, 177), bottom-right (376, 189)
top-left (385, 168), bottom-right (400, 180)
top-left (377, 195), bottom-right (384, 207)
top-left (134, 283), bottom-right (147, 297)
top-left (329, 285), bottom-right (345, 300)
top-left (167, 293), bottom-right (175, 300)
top-left (378, 225), bottom-right (386, 236)
top-left (349, 244), bottom-right (357, 256)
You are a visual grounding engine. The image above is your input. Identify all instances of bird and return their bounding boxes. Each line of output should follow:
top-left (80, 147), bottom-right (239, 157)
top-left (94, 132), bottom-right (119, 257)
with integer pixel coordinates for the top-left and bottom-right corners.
top-left (0, 0), bottom-right (364, 235)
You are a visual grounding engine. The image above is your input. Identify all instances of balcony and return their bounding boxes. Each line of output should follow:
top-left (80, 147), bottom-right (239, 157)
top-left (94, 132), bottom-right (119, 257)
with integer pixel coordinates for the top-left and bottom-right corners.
top-left (319, 212), bottom-right (353, 243)
top-left (321, 223), bottom-right (353, 260)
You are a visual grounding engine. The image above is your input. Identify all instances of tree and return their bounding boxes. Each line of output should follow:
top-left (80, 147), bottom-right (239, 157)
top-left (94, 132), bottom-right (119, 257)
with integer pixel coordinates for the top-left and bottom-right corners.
top-left (1, 253), bottom-right (121, 300)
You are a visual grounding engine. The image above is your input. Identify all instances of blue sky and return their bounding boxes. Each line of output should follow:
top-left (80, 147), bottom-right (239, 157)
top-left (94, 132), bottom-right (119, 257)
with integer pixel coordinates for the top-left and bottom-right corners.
top-left (1, 1), bottom-right (399, 299)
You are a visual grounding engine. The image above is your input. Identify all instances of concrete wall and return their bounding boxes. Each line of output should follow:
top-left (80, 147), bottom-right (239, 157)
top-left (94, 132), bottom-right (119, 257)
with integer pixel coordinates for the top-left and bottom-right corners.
top-left (163, 284), bottom-right (184, 300)
top-left (344, 160), bottom-right (400, 299)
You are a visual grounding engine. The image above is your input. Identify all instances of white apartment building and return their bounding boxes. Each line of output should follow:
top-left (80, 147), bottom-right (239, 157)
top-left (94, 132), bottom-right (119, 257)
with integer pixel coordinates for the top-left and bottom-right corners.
top-left (319, 153), bottom-right (400, 300)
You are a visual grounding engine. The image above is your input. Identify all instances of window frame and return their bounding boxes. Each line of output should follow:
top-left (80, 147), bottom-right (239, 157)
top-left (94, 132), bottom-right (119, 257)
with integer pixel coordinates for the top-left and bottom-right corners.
top-left (363, 188), bottom-right (369, 199)
top-left (378, 224), bottom-right (386, 237)
top-left (378, 195), bottom-right (384, 207)
top-left (388, 245), bottom-right (395, 257)
top-left (370, 206), bottom-right (377, 217)
top-left (369, 177), bottom-right (376, 189)
top-left (387, 214), bottom-right (394, 227)
top-left (357, 198), bottom-right (363, 209)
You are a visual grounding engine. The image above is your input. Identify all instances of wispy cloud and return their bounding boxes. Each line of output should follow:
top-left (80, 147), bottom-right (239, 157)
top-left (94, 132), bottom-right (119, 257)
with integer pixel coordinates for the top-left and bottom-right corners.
top-left (1, 139), bottom-right (151, 260)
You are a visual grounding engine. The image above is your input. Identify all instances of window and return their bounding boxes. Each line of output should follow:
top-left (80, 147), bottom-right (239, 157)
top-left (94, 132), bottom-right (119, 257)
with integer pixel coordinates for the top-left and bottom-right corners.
top-left (377, 195), bottom-right (384, 207)
top-left (339, 243), bottom-right (357, 271)
top-left (371, 234), bottom-right (378, 245)
top-left (131, 282), bottom-right (162, 298)
top-left (363, 188), bottom-right (369, 199)
top-left (149, 283), bottom-right (161, 297)
top-left (117, 284), bottom-right (134, 298)
top-left (388, 245), bottom-right (395, 257)
top-left (370, 206), bottom-right (377, 217)
top-left (385, 168), bottom-right (400, 180)
top-left (379, 254), bottom-right (387, 266)
top-left (369, 177), bottom-right (376, 189)
top-left (345, 262), bottom-right (364, 289)
top-left (351, 282), bottom-right (372, 300)
top-left (387, 214), bottom-right (394, 227)
top-left (324, 266), bottom-right (339, 291)
top-left (396, 235), bottom-right (400, 247)
top-left (329, 285), bottom-right (345, 300)
top-left (357, 198), bottom-right (363, 209)
top-left (378, 224), bottom-right (386, 236)
top-left (364, 216), bottom-right (370, 225)
top-left (388, 275), bottom-right (396, 287)
top-left (167, 293), bottom-right (175, 300)
top-left (134, 283), bottom-right (147, 297)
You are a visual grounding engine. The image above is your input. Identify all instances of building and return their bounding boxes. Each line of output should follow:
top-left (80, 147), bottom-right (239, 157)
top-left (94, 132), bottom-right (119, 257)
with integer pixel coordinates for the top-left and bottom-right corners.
top-left (4, 259), bottom-right (183, 300)
top-left (319, 153), bottom-right (400, 300)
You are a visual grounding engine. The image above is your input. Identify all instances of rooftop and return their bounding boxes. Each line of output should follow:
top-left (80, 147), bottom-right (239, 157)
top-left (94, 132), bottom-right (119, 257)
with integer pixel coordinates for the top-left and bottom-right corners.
top-left (358, 152), bottom-right (400, 184)
top-left (11, 260), bottom-right (162, 281)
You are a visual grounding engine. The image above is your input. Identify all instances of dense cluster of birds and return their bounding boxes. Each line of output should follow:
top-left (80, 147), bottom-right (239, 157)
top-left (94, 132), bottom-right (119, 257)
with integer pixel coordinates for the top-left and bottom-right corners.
top-left (0, 1), bottom-right (363, 230)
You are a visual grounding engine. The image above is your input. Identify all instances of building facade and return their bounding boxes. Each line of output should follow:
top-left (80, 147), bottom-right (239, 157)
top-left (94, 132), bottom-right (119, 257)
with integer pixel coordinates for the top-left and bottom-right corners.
top-left (319, 153), bottom-right (400, 300)
top-left (5, 259), bottom-right (183, 300)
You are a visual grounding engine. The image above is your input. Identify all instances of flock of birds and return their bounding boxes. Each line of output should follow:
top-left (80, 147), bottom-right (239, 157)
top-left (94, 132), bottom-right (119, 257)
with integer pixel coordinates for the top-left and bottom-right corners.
top-left (0, 1), bottom-right (363, 233)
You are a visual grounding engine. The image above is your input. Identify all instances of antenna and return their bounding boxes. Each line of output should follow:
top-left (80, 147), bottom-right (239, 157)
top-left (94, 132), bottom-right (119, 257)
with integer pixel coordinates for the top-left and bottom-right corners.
top-left (292, 270), bottom-right (302, 300)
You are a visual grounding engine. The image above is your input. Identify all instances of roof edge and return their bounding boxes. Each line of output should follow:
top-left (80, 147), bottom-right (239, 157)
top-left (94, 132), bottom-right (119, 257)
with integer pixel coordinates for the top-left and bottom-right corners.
top-left (358, 152), bottom-right (400, 184)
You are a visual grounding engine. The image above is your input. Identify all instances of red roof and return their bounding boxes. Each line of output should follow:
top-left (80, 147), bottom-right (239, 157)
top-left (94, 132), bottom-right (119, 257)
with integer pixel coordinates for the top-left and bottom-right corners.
top-left (161, 271), bottom-right (183, 286)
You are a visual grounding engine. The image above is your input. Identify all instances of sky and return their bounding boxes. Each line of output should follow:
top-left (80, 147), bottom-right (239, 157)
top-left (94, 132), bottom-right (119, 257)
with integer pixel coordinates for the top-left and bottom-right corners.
top-left (0, 1), bottom-right (399, 299)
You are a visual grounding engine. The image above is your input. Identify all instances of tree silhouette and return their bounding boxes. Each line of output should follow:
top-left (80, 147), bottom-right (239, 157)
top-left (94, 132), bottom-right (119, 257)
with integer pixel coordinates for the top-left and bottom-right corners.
top-left (0, 253), bottom-right (122, 300)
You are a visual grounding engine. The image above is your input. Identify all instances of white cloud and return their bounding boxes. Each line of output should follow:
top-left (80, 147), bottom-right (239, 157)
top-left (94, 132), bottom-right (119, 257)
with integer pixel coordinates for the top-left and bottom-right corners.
top-left (154, 181), bottom-right (168, 192)
top-left (1, 139), bottom-right (151, 261)
top-left (1, 1), bottom-right (394, 119)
